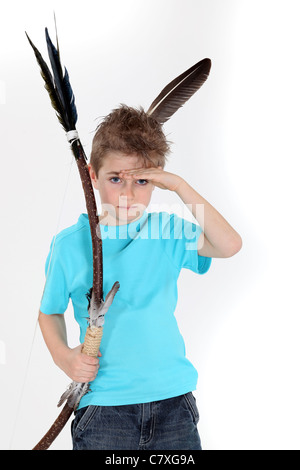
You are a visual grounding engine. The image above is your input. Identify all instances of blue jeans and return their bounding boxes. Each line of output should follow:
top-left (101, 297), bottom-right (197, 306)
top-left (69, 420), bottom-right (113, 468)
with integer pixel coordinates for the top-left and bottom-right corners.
top-left (71, 392), bottom-right (201, 450)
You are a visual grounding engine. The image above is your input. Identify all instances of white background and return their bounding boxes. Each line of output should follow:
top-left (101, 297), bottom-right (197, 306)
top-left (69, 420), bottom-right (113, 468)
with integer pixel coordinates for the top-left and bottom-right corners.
top-left (1, 0), bottom-right (300, 450)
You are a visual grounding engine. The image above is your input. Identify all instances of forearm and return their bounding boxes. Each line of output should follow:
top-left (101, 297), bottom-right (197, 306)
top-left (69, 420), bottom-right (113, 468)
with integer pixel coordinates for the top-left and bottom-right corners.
top-left (38, 311), bottom-right (70, 369)
top-left (114, 166), bottom-right (242, 257)
top-left (175, 178), bottom-right (242, 258)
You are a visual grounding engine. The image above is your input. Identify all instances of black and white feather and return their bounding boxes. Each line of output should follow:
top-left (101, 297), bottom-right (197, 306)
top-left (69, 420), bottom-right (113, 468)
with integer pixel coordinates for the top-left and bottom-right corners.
top-left (87, 281), bottom-right (120, 328)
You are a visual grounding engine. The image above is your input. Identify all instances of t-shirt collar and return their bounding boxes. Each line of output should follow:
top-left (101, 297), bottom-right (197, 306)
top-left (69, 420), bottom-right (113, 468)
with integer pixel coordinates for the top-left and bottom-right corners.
top-left (79, 211), bottom-right (148, 239)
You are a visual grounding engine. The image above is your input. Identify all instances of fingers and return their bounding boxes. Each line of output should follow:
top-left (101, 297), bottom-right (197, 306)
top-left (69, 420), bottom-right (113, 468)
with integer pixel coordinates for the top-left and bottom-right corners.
top-left (80, 353), bottom-right (99, 381)
top-left (73, 359), bottom-right (99, 383)
top-left (65, 345), bottom-right (102, 382)
top-left (119, 167), bottom-right (162, 178)
top-left (72, 351), bottom-right (100, 383)
top-left (81, 353), bottom-right (100, 365)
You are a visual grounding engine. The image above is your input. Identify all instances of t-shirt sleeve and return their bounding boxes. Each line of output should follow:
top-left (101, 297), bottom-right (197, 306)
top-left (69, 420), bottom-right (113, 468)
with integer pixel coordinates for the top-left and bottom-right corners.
top-left (40, 237), bottom-right (70, 315)
top-left (162, 213), bottom-right (212, 274)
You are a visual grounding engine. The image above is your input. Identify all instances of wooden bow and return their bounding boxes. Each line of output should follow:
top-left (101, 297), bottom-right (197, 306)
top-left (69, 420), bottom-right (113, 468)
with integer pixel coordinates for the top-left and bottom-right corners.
top-left (26, 25), bottom-right (119, 450)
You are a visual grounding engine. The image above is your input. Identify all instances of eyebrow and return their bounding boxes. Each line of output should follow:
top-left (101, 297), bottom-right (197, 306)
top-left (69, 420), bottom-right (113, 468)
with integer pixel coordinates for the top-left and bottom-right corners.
top-left (105, 171), bottom-right (121, 176)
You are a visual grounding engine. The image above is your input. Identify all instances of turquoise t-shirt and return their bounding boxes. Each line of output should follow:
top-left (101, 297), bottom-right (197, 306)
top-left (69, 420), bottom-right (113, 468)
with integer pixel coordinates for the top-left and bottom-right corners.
top-left (40, 211), bottom-right (211, 408)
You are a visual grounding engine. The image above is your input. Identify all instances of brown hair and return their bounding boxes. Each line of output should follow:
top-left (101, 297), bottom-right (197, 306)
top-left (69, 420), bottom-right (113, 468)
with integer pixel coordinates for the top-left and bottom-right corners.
top-left (90, 105), bottom-right (171, 175)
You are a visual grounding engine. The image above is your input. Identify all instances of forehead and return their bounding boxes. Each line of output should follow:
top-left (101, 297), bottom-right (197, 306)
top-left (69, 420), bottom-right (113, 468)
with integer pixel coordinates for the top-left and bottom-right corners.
top-left (100, 151), bottom-right (147, 173)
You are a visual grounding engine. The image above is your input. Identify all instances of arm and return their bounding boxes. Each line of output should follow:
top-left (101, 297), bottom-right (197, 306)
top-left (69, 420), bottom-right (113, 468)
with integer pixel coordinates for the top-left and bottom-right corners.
top-left (175, 179), bottom-right (242, 258)
top-left (119, 167), bottom-right (242, 258)
top-left (38, 311), bottom-right (100, 382)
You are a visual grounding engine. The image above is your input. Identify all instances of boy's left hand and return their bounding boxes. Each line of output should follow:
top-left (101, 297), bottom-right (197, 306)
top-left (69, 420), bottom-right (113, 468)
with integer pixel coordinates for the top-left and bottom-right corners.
top-left (119, 167), bottom-right (184, 192)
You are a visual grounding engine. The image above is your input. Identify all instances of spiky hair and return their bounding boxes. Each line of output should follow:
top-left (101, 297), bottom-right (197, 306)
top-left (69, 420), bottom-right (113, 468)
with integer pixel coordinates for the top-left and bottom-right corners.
top-left (90, 104), bottom-right (171, 174)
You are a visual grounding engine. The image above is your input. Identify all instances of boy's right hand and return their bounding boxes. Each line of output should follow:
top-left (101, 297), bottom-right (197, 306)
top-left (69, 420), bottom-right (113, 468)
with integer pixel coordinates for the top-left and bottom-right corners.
top-left (61, 344), bottom-right (101, 383)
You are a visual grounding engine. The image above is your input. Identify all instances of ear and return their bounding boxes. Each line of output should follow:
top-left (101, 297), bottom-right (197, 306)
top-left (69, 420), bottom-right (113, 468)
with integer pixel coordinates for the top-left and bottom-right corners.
top-left (88, 164), bottom-right (100, 189)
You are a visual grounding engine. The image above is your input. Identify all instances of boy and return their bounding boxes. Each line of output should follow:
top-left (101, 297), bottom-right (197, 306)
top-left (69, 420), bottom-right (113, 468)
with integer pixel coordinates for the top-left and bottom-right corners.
top-left (39, 105), bottom-right (242, 450)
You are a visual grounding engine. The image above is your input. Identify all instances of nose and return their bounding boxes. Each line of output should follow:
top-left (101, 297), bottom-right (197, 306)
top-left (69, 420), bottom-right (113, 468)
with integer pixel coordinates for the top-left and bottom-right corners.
top-left (120, 180), bottom-right (134, 201)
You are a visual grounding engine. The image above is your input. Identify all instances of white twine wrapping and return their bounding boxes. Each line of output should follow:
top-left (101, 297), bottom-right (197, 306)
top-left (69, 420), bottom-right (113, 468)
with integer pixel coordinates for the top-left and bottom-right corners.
top-left (66, 130), bottom-right (79, 143)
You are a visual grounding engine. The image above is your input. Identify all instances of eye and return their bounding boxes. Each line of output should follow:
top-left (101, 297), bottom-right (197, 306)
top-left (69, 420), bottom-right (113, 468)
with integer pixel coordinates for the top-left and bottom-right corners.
top-left (110, 177), bottom-right (121, 184)
top-left (136, 179), bottom-right (148, 185)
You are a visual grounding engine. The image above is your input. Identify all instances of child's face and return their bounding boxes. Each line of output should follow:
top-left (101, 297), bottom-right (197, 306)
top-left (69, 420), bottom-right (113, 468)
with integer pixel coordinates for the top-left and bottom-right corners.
top-left (89, 151), bottom-right (155, 225)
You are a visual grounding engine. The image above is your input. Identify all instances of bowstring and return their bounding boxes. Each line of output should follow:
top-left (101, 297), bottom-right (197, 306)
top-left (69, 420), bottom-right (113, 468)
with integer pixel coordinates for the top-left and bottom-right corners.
top-left (9, 156), bottom-right (75, 450)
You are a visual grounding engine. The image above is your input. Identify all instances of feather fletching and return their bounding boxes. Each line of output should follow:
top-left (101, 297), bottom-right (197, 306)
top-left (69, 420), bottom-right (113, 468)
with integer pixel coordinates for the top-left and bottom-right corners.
top-left (25, 32), bottom-right (67, 130)
top-left (147, 58), bottom-right (211, 124)
top-left (26, 28), bottom-right (77, 133)
top-left (62, 66), bottom-right (78, 126)
top-left (45, 28), bottom-right (77, 129)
